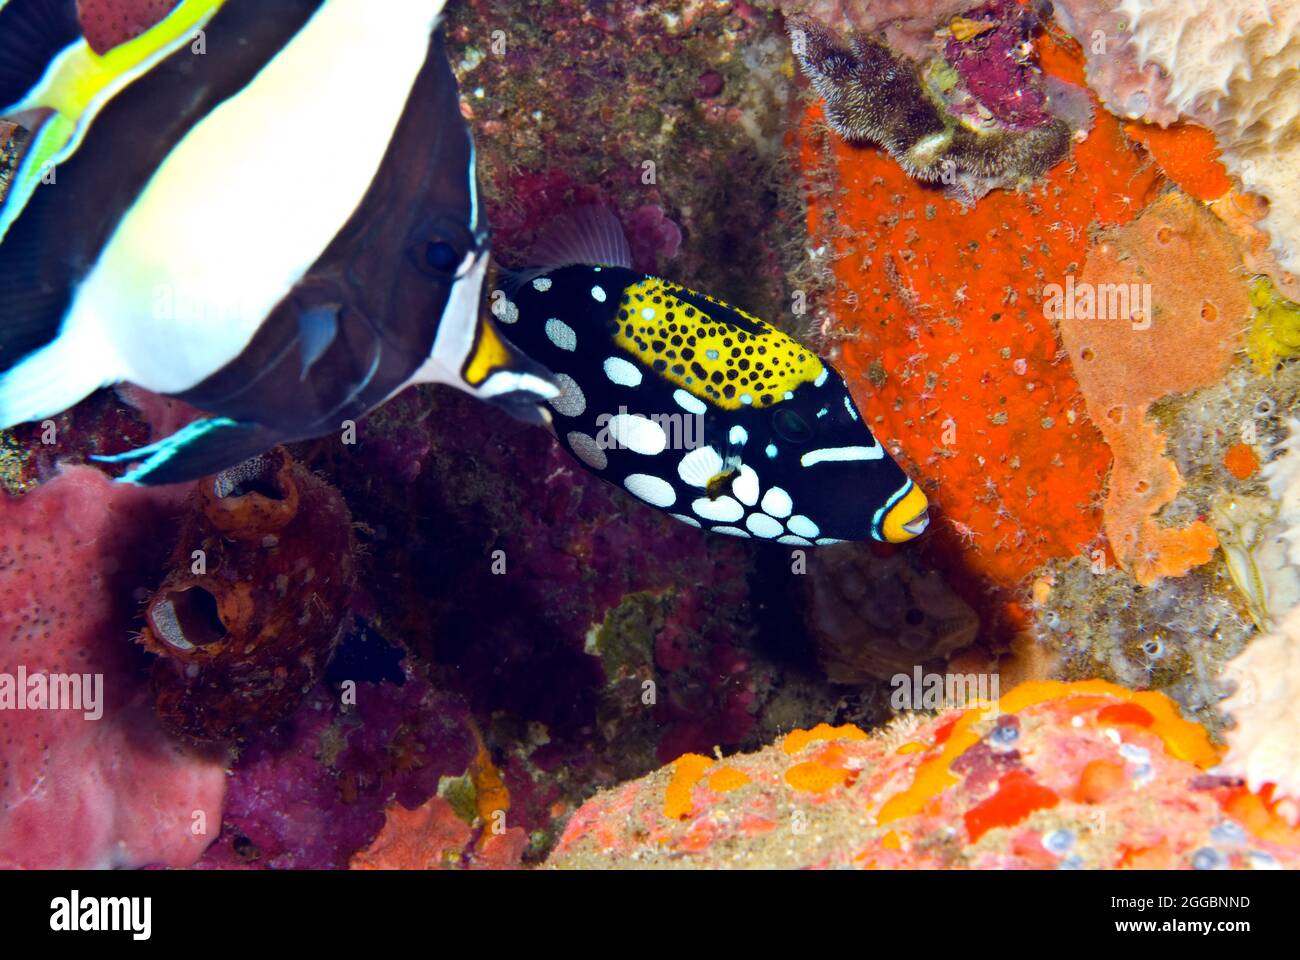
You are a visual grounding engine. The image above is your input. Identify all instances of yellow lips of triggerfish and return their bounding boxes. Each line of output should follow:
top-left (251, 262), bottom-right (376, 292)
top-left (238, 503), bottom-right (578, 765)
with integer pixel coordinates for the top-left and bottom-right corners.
top-left (880, 483), bottom-right (930, 543)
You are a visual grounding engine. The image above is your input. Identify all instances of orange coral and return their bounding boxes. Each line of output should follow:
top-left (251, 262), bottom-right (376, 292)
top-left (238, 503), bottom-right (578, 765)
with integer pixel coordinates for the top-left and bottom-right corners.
top-left (1224, 442), bottom-right (1260, 480)
top-left (1209, 191), bottom-right (1300, 304)
top-left (1058, 192), bottom-right (1248, 584)
top-left (1123, 122), bottom-right (1233, 203)
top-left (877, 678), bottom-right (1219, 824)
top-left (798, 33), bottom-right (1159, 633)
top-left (349, 797), bottom-right (472, 871)
top-left (708, 767), bottom-right (751, 792)
top-left (784, 760), bottom-right (850, 794)
top-left (781, 722), bottom-right (868, 754)
top-left (664, 753), bottom-right (714, 820)
top-left (550, 679), bottom-right (1270, 869)
top-left (469, 735), bottom-right (511, 826)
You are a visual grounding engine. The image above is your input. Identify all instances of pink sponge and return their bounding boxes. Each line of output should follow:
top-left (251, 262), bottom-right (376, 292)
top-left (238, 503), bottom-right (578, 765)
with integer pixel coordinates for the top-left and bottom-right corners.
top-left (0, 467), bottom-right (227, 868)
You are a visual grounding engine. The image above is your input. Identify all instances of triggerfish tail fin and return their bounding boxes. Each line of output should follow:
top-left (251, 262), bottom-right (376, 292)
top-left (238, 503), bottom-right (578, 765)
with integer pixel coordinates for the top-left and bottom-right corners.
top-left (0, 0), bottom-right (225, 244)
top-left (91, 416), bottom-right (284, 486)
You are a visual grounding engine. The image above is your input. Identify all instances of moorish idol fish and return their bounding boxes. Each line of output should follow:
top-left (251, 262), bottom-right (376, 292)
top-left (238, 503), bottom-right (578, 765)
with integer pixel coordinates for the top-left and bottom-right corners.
top-left (496, 209), bottom-right (930, 545)
top-left (0, 0), bottom-right (553, 484)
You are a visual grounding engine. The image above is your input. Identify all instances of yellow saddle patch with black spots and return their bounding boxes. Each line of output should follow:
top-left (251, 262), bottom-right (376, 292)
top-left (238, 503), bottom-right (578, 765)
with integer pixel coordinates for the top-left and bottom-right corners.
top-left (611, 277), bottom-right (824, 410)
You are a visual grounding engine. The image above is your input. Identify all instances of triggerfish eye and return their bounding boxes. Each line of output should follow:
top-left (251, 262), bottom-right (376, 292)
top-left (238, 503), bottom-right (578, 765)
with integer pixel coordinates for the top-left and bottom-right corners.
top-left (772, 408), bottom-right (814, 444)
top-left (494, 207), bottom-right (932, 547)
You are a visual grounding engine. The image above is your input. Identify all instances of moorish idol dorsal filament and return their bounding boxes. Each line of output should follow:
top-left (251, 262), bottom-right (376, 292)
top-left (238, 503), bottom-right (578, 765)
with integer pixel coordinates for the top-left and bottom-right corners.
top-left (496, 207), bottom-right (930, 545)
top-left (0, 0), bottom-right (554, 484)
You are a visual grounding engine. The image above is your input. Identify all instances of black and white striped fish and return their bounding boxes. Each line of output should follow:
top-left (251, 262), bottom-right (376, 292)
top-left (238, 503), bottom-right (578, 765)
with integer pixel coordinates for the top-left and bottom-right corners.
top-left (0, 0), bottom-right (553, 484)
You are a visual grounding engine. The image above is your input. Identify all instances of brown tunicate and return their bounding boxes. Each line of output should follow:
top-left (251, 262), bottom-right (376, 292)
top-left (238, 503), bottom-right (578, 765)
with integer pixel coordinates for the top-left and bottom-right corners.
top-left (139, 448), bottom-right (355, 741)
top-left (804, 546), bottom-right (979, 684)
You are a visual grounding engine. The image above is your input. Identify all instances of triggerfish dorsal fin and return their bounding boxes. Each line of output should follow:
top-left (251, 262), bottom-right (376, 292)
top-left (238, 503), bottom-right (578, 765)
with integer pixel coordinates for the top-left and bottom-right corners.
top-left (506, 205), bottom-right (634, 291)
top-left (0, 0), bottom-right (225, 245)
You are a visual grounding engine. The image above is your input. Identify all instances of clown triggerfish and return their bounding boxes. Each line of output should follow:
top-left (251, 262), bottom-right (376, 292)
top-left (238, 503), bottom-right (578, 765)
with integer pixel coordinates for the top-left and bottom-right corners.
top-left (497, 209), bottom-right (930, 545)
top-left (0, 0), bottom-right (553, 484)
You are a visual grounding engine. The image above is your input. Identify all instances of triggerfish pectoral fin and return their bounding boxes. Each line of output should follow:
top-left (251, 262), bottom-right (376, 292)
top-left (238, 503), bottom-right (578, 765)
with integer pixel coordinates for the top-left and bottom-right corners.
top-left (92, 416), bottom-right (285, 486)
top-left (0, 0), bottom-right (226, 244)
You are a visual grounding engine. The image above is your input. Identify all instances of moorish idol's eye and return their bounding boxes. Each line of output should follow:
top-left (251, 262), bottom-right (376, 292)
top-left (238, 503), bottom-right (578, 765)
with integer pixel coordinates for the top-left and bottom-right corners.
top-left (424, 240), bottom-right (460, 272)
top-left (409, 216), bottom-right (475, 279)
top-left (772, 408), bottom-right (814, 444)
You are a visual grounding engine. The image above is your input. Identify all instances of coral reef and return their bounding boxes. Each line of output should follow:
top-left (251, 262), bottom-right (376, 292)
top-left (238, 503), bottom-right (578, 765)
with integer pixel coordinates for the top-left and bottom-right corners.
top-left (0, 467), bottom-right (227, 868)
top-left (770, 0), bottom-right (973, 60)
top-left (941, 0), bottom-right (1071, 133)
top-left (1029, 561), bottom-right (1254, 728)
top-left (197, 655), bottom-right (480, 870)
top-left (796, 29), bottom-right (1161, 638)
top-left (548, 680), bottom-right (1300, 868)
top-left (1058, 192), bottom-right (1250, 585)
top-left (309, 387), bottom-right (773, 794)
top-left (138, 448), bottom-right (357, 742)
top-left (2, 0), bottom-right (1297, 873)
top-left (788, 5), bottom-right (1071, 202)
top-left (349, 797), bottom-right (474, 870)
top-left (349, 742), bottom-right (530, 870)
top-left (448, 0), bottom-right (804, 323)
top-left (1049, 0), bottom-right (1300, 276)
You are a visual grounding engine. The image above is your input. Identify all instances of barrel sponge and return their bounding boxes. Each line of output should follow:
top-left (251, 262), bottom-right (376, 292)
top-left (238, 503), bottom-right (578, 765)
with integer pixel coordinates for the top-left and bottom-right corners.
top-left (1053, 0), bottom-right (1300, 275)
